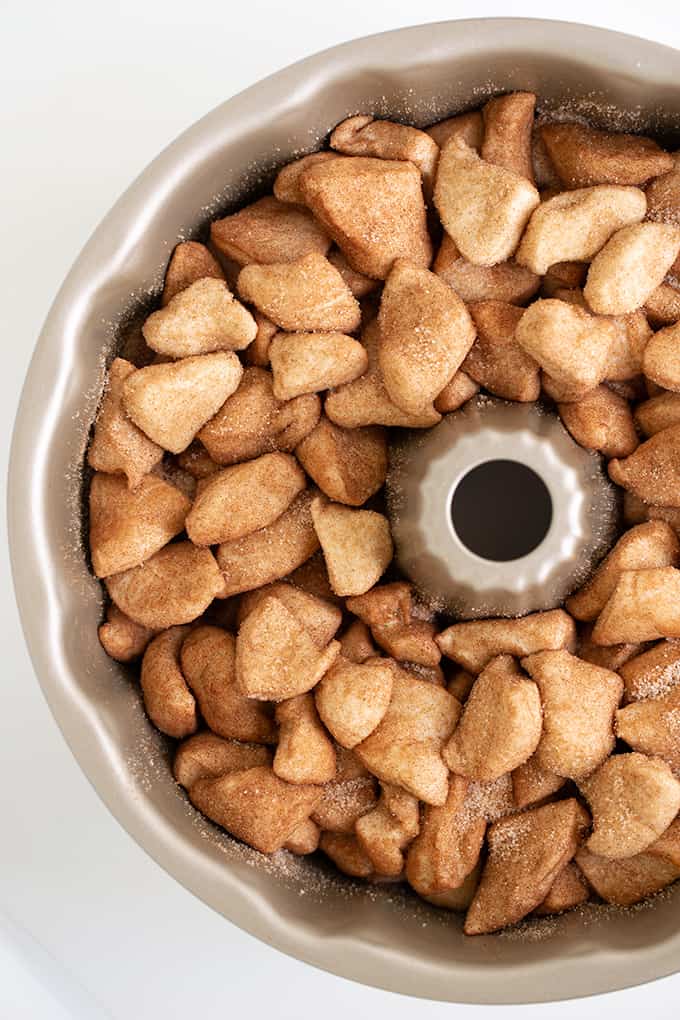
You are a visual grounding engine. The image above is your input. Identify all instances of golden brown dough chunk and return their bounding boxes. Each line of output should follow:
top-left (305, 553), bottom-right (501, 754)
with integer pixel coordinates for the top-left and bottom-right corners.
top-left (464, 798), bottom-right (589, 935)
top-left (616, 684), bottom-right (680, 772)
top-left (243, 311), bottom-right (277, 367)
top-left (216, 489), bottom-right (319, 597)
top-left (434, 137), bottom-right (539, 266)
top-left (539, 122), bottom-right (673, 189)
top-left (515, 298), bottom-right (615, 392)
top-left (338, 620), bottom-right (378, 664)
top-left (609, 425), bottom-right (680, 508)
top-left (89, 472), bottom-right (189, 578)
top-left (122, 352), bottom-right (243, 454)
top-left (516, 185), bottom-right (646, 274)
top-left (173, 732), bottom-right (272, 789)
top-left (300, 156), bottom-right (432, 280)
top-left (355, 784), bottom-right (420, 876)
top-left (330, 115), bottom-right (439, 192)
top-left (567, 522), bottom-right (680, 621)
top-left (198, 367), bottom-right (280, 464)
top-left (534, 862), bottom-right (590, 916)
top-left (98, 604), bottom-right (156, 662)
top-left (576, 845), bottom-right (680, 906)
top-left (446, 668), bottom-right (476, 703)
top-left (326, 248), bottom-right (379, 299)
top-left (236, 594), bottom-right (339, 701)
top-left (558, 385), bottom-right (638, 459)
top-left (645, 283), bottom-right (680, 328)
top-left (319, 832), bottom-right (374, 877)
top-left (584, 222), bottom-right (680, 316)
top-left (443, 656), bottom-right (542, 782)
top-left (269, 331), bottom-right (367, 400)
top-left (437, 609), bottom-right (575, 673)
top-left (577, 623), bottom-right (641, 673)
top-left (426, 111), bottom-right (484, 152)
top-left (140, 626), bottom-right (196, 738)
top-left (190, 765), bottom-right (322, 854)
top-left (325, 320), bottom-right (441, 429)
top-left (106, 543), bottom-right (223, 629)
top-left (161, 241), bottom-right (225, 306)
top-left (522, 649), bottom-right (623, 780)
top-left (646, 151), bottom-right (680, 224)
top-left (356, 665), bottom-right (460, 805)
top-left (274, 694), bottom-right (336, 784)
top-left (406, 774), bottom-right (486, 896)
top-left (464, 301), bottom-right (540, 401)
top-left (295, 418), bottom-right (387, 507)
top-left (541, 261), bottom-right (588, 296)
top-left (423, 865), bottom-right (482, 912)
top-left (433, 371), bottom-right (480, 413)
top-left (635, 393), bottom-right (680, 437)
top-left (177, 442), bottom-right (220, 479)
top-left (378, 259), bottom-right (476, 414)
top-left (181, 625), bottom-right (276, 743)
top-left (237, 253), bottom-right (361, 333)
top-left (580, 752), bottom-right (680, 858)
top-left (210, 195), bottom-right (330, 266)
top-left (481, 92), bottom-right (535, 182)
top-left (345, 582), bottom-right (412, 628)
top-left (143, 278), bottom-right (256, 358)
top-left (649, 816), bottom-right (680, 867)
top-left (311, 497), bottom-right (393, 597)
top-left (511, 755), bottom-right (566, 810)
top-left (237, 581), bottom-right (341, 649)
top-left (185, 453), bottom-right (305, 546)
top-left (284, 817), bottom-right (321, 855)
top-left (273, 152), bottom-right (343, 205)
top-left (311, 776), bottom-right (377, 833)
top-left (370, 620), bottom-right (441, 668)
top-left (592, 567), bottom-right (680, 644)
top-left (434, 233), bottom-right (539, 305)
top-left (620, 640), bottom-right (680, 702)
top-left (623, 493), bottom-right (680, 535)
top-left (88, 358), bottom-right (163, 489)
top-left (643, 321), bottom-right (680, 392)
top-left (315, 655), bottom-right (394, 749)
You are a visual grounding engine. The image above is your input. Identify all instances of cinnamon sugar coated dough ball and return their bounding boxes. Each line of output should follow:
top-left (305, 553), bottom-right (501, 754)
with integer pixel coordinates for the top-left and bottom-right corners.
top-left (87, 96), bottom-right (680, 932)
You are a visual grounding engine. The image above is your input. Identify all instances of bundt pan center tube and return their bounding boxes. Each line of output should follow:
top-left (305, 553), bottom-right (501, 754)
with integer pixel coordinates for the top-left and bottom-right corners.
top-left (8, 18), bottom-right (680, 1005)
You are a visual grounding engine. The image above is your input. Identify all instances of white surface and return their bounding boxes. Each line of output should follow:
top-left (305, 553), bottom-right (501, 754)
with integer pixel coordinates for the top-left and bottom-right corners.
top-left (1, 1), bottom-right (679, 1017)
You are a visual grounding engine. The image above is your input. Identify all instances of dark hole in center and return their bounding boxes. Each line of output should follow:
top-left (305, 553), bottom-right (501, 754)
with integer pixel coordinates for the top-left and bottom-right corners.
top-left (451, 459), bottom-right (553, 562)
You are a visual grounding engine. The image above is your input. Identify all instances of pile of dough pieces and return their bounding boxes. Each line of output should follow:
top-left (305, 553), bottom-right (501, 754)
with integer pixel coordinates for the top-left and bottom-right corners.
top-left (88, 93), bottom-right (680, 935)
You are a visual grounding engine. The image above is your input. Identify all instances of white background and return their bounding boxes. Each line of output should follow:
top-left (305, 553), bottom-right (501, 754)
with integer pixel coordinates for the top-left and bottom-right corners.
top-left (2, 1), bottom-right (680, 1017)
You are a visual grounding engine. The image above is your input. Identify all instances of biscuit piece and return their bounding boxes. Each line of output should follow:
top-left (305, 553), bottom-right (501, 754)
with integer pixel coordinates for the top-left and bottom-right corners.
top-left (511, 755), bottom-right (566, 810)
top-left (88, 358), bottom-right (163, 489)
top-left (567, 522), bottom-right (680, 621)
top-left (433, 371), bottom-right (480, 413)
top-left (464, 301), bottom-right (540, 401)
top-left (609, 426), bottom-right (680, 508)
top-left (620, 640), bottom-right (680, 702)
top-left (311, 497), bottom-right (393, 597)
top-left (122, 352), bottom-right (243, 454)
top-left (406, 774), bottom-right (486, 896)
top-left (161, 241), bottom-right (225, 306)
top-left (426, 111), bottom-right (484, 152)
top-left (237, 581), bottom-right (341, 649)
top-left (311, 776), bottom-right (377, 833)
top-left (185, 453), bottom-right (305, 546)
top-left (515, 298), bottom-right (615, 392)
top-left (356, 665), bottom-right (460, 805)
top-left (434, 233), bottom-right (540, 305)
top-left (89, 472), bottom-right (190, 578)
top-left (522, 649), bottom-right (623, 780)
top-left (173, 732), bottom-right (272, 789)
top-left (592, 567), bottom-right (680, 644)
top-left (236, 595), bottom-right (340, 701)
top-left (584, 222), bottom-right (680, 315)
top-left (273, 152), bottom-right (343, 205)
top-left (181, 626), bottom-right (276, 743)
top-left (269, 331), bottom-right (368, 400)
top-left (635, 393), bottom-right (680, 437)
top-left (378, 259), bottom-right (476, 414)
top-left (295, 418), bottom-right (387, 507)
top-left (140, 626), bottom-right (196, 738)
top-left (481, 92), bottom-right (536, 181)
top-left (433, 137), bottom-right (539, 266)
top-left (464, 798), bottom-right (589, 934)
top-left (645, 283), bottom-right (680, 328)
top-left (580, 752), bottom-right (680, 858)
top-left (437, 609), bottom-right (575, 673)
top-left (443, 656), bottom-right (542, 782)
top-left (315, 656), bottom-right (394, 749)
top-left (210, 195), bottom-right (330, 265)
top-left (643, 321), bottom-right (680, 392)
top-left (300, 156), bottom-right (432, 279)
top-left (319, 832), bottom-right (374, 878)
top-left (189, 766), bottom-right (322, 854)
top-left (330, 115), bottom-right (439, 192)
top-left (216, 490), bottom-right (320, 597)
top-left (274, 694), bottom-right (337, 785)
top-left (238, 253), bottom-right (361, 333)
top-left (106, 543), bottom-right (223, 629)
top-left (615, 684), bottom-right (680, 772)
top-left (98, 604), bottom-right (156, 662)
top-left (558, 385), bottom-right (638, 459)
top-left (534, 862), bottom-right (590, 916)
top-left (338, 620), bottom-right (378, 664)
top-left (539, 123), bottom-right (673, 188)
top-left (576, 845), bottom-right (680, 906)
top-left (516, 185), bottom-right (646, 274)
top-left (355, 783), bottom-right (421, 876)
top-left (143, 278), bottom-right (256, 358)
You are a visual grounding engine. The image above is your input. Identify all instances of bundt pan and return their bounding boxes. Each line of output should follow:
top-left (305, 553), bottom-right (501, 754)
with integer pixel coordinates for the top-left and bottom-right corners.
top-left (8, 17), bottom-right (680, 1005)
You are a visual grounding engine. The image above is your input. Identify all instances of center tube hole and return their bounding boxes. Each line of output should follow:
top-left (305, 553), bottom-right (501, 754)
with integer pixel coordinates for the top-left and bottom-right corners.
top-left (450, 459), bottom-right (553, 562)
